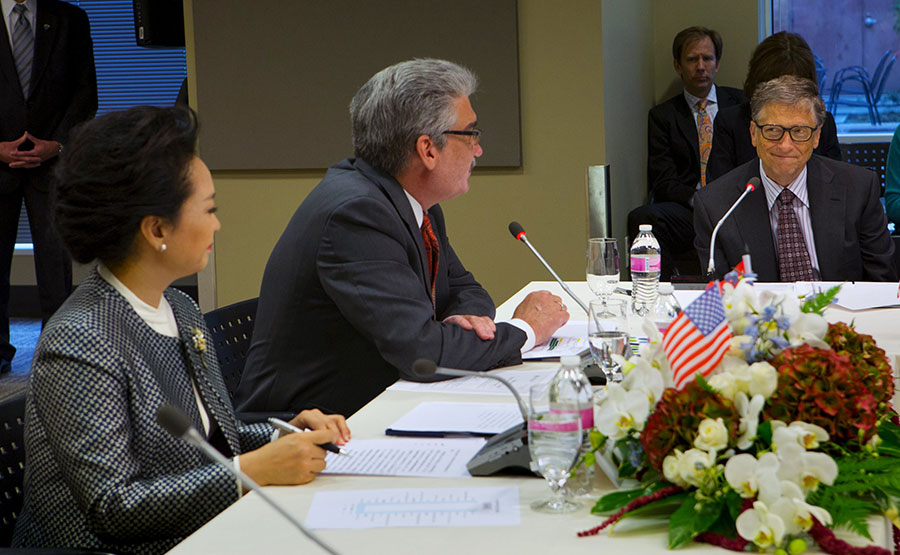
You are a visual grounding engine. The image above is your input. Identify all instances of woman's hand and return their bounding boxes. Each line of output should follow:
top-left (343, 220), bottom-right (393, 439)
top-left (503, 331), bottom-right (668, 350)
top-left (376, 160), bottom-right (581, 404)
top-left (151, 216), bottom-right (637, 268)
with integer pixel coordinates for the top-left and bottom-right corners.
top-left (290, 409), bottom-right (351, 445)
top-left (240, 428), bottom-right (337, 486)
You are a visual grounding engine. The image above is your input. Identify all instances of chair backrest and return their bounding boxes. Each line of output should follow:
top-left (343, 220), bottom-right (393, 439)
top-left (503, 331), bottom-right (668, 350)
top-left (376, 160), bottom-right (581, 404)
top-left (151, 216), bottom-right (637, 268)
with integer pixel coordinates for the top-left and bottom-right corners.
top-left (203, 298), bottom-right (258, 399)
top-left (840, 142), bottom-right (891, 195)
top-left (872, 56), bottom-right (895, 102)
top-left (814, 54), bottom-right (826, 95)
top-left (0, 394), bottom-right (26, 547)
top-left (870, 49), bottom-right (892, 87)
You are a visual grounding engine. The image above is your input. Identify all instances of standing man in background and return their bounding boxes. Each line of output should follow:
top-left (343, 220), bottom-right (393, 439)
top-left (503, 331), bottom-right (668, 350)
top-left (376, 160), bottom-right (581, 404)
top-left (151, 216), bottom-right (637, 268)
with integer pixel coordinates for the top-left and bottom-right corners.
top-left (0, 0), bottom-right (97, 373)
top-left (628, 26), bottom-right (744, 280)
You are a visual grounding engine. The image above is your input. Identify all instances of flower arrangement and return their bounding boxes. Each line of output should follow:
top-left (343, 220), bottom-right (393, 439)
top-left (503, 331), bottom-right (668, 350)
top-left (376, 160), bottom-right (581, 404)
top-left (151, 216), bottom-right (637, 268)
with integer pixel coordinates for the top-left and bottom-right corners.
top-left (582, 277), bottom-right (900, 554)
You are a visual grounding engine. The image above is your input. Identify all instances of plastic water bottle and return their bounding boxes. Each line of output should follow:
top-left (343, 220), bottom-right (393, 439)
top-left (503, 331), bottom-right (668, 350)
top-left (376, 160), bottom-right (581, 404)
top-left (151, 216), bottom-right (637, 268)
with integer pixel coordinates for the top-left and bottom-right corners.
top-left (630, 224), bottom-right (661, 316)
top-left (549, 356), bottom-right (594, 495)
top-left (653, 283), bottom-right (681, 334)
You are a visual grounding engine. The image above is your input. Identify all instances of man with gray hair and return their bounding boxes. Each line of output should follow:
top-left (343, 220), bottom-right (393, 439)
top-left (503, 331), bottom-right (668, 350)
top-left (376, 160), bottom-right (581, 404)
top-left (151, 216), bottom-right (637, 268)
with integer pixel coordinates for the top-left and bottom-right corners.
top-left (693, 75), bottom-right (895, 282)
top-left (235, 59), bottom-right (568, 417)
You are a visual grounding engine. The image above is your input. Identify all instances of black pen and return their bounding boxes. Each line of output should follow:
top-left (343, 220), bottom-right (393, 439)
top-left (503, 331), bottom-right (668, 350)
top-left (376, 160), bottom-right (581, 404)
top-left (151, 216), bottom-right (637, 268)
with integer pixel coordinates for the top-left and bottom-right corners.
top-left (267, 417), bottom-right (350, 456)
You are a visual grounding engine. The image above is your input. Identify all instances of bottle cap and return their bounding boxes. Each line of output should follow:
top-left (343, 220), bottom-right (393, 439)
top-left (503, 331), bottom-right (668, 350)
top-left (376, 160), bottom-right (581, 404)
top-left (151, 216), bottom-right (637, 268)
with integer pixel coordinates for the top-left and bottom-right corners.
top-left (639, 224), bottom-right (652, 231)
top-left (560, 356), bottom-right (581, 368)
top-left (659, 283), bottom-right (674, 294)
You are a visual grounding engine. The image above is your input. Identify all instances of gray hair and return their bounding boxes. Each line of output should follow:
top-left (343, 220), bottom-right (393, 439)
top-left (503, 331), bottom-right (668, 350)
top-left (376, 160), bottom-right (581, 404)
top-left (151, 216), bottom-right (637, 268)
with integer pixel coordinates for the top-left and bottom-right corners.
top-left (349, 59), bottom-right (478, 176)
top-left (750, 75), bottom-right (825, 126)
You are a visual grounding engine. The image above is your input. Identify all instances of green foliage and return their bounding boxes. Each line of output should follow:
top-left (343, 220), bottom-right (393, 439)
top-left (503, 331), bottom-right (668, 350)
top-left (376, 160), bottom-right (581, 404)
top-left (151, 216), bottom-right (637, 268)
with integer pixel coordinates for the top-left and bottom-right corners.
top-left (801, 284), bottom-right (841, 314)
top-left (592, 485), bottom-right (661, 515)
top-left (668, 492), bottom-right (724, 548)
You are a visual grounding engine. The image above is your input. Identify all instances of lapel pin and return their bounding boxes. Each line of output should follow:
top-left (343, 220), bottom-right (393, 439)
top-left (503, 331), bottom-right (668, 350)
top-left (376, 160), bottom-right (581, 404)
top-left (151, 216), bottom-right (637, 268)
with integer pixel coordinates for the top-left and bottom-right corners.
top-left (43, 23), bottom-right (50, 30)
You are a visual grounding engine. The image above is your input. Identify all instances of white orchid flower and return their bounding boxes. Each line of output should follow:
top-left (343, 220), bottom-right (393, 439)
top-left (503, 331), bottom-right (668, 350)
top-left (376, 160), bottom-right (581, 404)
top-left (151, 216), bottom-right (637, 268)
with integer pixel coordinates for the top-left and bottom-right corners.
top-left (772, 421), bottom-right (829, 451)
top-left (786, 312), bottom-right (829, 348)
top-left (769, 481), bottom-right (832, 534)
top-left (707, 372), bottom-right (737, 401)
top-left (694, 417), bottom-right (729, 451)
top-left (774, 447), bottom-right (838, 492)
top-left (594, 383), bottom-right (651, 439)
top-left (677, 448), bottom-right (716, 488)
top-left (621, 358), bottom-right (665, 406)
top-left (747, 361), bottom-right (778, 398)
top-left (736, 501), bottom-right (786, 549)
top-left (725, 452), bottom-right (779, 499)
top-left (735, 392), bottom-right (765, 449)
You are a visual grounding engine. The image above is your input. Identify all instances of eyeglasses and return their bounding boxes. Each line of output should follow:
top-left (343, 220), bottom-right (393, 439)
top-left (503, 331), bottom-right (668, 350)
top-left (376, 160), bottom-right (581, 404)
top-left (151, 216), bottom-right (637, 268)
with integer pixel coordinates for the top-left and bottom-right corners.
top-left (753, 121), bottom-right (818, 142)
top-left (442, 128), bottom-right (482, 145)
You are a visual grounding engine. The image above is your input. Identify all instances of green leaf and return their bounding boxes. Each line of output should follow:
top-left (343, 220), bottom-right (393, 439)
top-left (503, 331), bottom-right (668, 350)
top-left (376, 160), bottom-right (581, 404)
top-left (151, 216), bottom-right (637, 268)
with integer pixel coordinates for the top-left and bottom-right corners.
top-left (668, 493), bottom-right (725, 549)
top-left (619, 491), bottom-right (689, 519)
top-left (592, 486), bottom-right (654, 515)
top-left (757, 420), bottom-right (773, 447)
top-left (801, 284), bottom-right (841, 314)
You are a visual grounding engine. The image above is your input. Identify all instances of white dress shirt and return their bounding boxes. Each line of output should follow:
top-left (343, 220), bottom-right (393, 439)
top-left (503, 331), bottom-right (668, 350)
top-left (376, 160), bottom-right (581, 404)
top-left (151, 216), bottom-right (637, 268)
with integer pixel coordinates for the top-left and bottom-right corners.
top-left (759, 161), bottom-right (821, 277)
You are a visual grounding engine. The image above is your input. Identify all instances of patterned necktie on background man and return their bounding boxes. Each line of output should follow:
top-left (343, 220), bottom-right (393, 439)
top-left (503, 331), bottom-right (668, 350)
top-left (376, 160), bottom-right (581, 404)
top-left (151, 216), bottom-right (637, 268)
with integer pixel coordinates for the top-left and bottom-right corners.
top-left (776, 188), bottom-right (815, 282)
top-left (12, 3), bottom-right (34, 98)
top-left (696, 99), bottom-right (712, 187)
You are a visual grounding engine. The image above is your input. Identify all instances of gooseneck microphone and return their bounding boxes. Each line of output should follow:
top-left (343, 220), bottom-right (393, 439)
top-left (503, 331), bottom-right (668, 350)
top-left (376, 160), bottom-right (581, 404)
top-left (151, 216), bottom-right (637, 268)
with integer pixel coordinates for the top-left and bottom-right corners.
top-left (156, 405), bottom-right (339, 555)
top-left (706, 177), bottom-right (760, 277)
top-left (411, 359), bottom-right (528, 422)
top-left (508, 221), bottom-right (589, 315)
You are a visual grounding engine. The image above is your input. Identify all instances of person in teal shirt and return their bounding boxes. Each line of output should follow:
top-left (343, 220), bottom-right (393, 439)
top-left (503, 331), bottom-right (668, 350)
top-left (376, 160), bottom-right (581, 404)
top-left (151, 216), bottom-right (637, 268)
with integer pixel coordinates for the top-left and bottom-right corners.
top-left (884, 125), bottom-right (900, 225)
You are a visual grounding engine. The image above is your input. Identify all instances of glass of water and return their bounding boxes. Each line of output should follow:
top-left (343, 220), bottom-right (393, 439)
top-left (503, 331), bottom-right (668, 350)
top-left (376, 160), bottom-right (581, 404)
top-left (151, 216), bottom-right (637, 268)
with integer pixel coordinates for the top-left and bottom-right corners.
top-left (528, 383), bottom-right (583, 514)
top-left (588, 298), bottom-right (630, 384)
top-left (587, 238), bottom-right (619, 305)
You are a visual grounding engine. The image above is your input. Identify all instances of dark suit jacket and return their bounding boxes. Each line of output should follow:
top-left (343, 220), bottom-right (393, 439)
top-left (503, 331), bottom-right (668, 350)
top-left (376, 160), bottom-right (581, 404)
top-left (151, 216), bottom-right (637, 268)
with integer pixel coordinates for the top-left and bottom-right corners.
top-left (235, 158), bottom-right (527, 417)
top-left (693, 156), bottom-right (897, 282)
top-left (647, 85), bottom-right (745, 206)
top-left (706, 102), bottom-right (842, 183)
top-left (0, 0), bottom-right (97, 193)
top-left (13, 271), bottom-right (271, 554)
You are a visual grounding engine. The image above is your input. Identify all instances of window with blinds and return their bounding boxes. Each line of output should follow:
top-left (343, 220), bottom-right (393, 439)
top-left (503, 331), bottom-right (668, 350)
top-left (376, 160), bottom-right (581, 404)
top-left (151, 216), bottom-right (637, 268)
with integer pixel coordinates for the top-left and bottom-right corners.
top-left (15, 0), bottom-right (187, 248)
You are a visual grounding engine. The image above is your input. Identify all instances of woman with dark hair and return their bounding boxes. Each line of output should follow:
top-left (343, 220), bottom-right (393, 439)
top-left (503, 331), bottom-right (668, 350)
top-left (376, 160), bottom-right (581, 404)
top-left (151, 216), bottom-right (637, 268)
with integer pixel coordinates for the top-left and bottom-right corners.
top-left (12, 106), bottom-right (350, 554)
top-left (706, 31), bottom-right (842, 182)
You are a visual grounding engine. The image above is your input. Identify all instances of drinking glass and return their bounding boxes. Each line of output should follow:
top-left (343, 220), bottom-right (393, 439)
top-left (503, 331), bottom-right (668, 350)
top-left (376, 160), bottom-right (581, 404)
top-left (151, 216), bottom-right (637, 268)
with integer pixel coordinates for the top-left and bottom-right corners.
top-left (528, 383), bottom-right (583, 513)
top-left (586, 238), bottom-right (620, 304)
top-left (588, 298), bottom-right (630, 384)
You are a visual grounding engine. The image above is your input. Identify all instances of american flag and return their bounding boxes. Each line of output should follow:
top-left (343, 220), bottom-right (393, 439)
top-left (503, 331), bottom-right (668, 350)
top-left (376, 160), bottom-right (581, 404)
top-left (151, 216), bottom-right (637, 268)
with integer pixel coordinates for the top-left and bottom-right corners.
top-left (662, 286), bottom-right (732, 389)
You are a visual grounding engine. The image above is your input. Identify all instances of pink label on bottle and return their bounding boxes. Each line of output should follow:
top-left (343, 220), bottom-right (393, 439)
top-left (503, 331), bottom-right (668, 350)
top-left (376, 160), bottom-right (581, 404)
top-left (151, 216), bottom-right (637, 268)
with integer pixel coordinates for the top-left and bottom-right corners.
top-left (528, 419), bottom-right (580, 432)
top-left (549, 408), bottom-right (593, 428)
top-left (631, 255), bottom-right (661, 272)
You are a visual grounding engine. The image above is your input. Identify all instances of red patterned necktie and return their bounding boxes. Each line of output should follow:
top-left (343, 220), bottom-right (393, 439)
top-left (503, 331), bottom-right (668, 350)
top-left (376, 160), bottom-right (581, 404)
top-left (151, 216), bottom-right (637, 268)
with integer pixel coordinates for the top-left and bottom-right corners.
top-left (697, 99), bottom-right (713, 187)
top-left (776, 188), bottom-right (815, 282)
top-left (421, 214), bottom-right (440, 312)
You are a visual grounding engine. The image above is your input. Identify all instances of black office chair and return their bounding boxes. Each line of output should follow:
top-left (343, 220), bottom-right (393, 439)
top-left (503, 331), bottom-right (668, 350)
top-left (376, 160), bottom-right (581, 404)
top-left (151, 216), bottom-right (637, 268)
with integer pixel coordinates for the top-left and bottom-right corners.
top-left (839, 142), bottom-right (891, 196)
top-left (203, 298), bottom-right (291, 423)
top-left (203, 298), bottom-right (258, 400)
top-left (0, 393), bottom-right (26, 547)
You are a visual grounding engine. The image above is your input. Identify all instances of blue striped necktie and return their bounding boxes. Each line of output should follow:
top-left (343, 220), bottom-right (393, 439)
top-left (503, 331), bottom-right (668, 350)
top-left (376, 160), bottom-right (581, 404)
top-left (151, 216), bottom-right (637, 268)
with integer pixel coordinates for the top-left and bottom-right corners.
top-left (12, 3), bottom-right (34, 98)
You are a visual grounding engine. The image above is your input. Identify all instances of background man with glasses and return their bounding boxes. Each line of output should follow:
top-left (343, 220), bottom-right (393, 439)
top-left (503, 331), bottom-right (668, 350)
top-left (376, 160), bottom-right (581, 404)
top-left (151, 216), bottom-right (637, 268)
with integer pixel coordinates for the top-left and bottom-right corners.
top-left (694, 75), bottom-right (895, 282)
top-left (235, 59), bottom-right (569, 417)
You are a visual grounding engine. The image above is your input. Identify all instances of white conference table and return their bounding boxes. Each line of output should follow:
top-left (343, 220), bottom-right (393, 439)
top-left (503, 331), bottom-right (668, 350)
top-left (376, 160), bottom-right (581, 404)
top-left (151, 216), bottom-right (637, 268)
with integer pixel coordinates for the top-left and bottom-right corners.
top-left (169, 281), bottom-right (898, 554)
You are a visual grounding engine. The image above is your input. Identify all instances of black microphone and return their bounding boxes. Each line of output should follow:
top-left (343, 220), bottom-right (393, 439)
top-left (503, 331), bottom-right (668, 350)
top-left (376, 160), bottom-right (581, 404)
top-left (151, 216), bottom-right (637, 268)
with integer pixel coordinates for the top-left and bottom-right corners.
top-left (706, 177), bottom-right (760, 277)
top-left (156, 405), bottom-right (339, 555)
top-left (507, 221), bottom-right (590, 315)
top-left (411, 359), bottom-right (528, 422)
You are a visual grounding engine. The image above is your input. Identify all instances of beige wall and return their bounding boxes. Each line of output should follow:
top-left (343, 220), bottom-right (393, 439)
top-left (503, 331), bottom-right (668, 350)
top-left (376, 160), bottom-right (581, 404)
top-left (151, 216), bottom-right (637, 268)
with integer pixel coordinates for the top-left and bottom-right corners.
top-left (185, 0), bottom-right (761, 308)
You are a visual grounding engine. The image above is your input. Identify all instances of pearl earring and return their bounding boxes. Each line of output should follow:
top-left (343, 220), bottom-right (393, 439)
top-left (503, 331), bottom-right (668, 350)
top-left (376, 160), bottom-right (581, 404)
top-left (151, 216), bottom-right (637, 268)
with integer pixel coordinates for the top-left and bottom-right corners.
top-left (160, 244), bottom-right (167, 252)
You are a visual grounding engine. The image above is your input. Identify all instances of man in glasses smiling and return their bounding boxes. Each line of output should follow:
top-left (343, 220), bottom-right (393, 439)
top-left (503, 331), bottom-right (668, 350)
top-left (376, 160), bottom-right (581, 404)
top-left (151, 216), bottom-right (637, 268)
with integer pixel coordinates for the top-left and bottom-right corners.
top-left (694, 75), bottom-right (895, 282)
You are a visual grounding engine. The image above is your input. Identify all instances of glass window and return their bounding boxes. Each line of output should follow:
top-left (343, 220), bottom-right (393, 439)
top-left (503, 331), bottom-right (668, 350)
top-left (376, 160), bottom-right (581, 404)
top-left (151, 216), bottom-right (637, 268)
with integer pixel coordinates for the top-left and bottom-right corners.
top-left (771, 0), bottom-right (899, 138)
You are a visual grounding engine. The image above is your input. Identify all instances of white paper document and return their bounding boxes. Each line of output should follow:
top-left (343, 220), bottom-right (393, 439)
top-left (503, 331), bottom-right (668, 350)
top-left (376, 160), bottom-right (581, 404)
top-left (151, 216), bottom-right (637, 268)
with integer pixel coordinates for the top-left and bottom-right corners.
top-left (388, 367), bottom-right (556, 396)
top-left (320, 437), bottom-right (485, 478)
top-left (304, 486), bottom-right (521, 529)
top-left (522, 320), bottom-right (589, 359)
top-left (385, 402), bottom-right (523, 437)
top-left (791, 281), bottom-right (900, 311)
